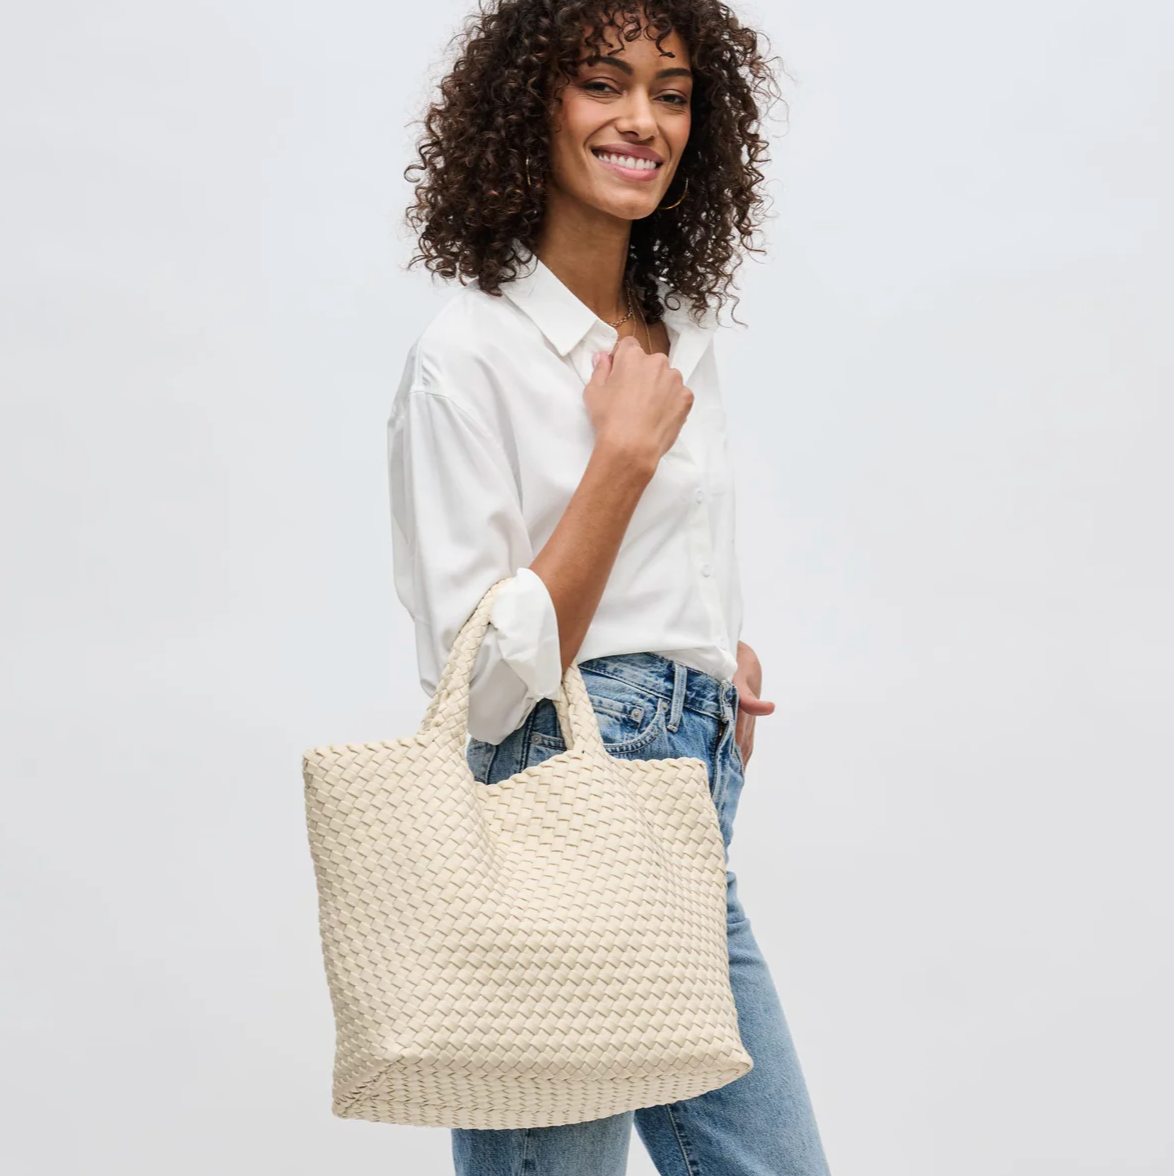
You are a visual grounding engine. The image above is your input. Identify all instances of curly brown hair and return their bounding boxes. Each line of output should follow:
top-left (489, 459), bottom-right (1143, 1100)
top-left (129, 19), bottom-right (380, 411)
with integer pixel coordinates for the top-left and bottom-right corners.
top-left (402, 0), bottom-right (787, 327)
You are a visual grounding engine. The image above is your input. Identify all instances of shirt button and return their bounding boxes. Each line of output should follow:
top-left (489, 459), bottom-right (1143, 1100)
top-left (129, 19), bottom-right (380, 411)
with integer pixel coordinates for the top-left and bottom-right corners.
top-left (717, 636), bottom-right (728, 649)
top-left (700, 562), bottom-right (712, 576)
top-left (694, 487), bottom-right (705, 503)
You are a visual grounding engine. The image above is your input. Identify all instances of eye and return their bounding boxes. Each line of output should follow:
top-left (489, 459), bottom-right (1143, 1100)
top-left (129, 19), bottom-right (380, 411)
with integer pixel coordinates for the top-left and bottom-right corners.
top-left (582, 81), bottom-right (689, 107)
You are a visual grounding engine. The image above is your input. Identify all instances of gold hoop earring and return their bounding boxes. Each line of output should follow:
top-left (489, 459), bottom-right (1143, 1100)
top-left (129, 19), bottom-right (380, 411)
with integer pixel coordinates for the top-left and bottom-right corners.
top-left (657, 175), bottom-right (689, 210)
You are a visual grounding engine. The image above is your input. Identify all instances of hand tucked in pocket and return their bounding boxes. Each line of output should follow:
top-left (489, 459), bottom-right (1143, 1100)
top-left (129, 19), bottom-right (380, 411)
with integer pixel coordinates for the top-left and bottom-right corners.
top-left (733, 640), bottom-right (775, 772)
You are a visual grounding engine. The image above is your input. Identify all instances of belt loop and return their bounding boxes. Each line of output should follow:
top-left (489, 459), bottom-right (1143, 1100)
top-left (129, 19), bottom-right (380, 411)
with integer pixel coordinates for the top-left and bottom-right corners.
top-left (667, 660), bottom-right (687, 733)
top-left (721, 680), bottom-right (735, 724)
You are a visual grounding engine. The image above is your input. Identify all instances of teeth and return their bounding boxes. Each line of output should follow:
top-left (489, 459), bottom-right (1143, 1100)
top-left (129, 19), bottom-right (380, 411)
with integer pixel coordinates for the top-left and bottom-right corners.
top-left (595, 151), bottom-right (658, 170)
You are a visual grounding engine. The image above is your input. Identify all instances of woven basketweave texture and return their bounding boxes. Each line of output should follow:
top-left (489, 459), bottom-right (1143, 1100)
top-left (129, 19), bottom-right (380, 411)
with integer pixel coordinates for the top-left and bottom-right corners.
top-left (302, 574), bottom-right (753, 1129)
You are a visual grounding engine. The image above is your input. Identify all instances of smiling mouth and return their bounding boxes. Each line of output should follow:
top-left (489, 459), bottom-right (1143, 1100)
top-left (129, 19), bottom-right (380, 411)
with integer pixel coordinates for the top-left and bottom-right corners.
top-left (591, 148), bottom-right (663, 182)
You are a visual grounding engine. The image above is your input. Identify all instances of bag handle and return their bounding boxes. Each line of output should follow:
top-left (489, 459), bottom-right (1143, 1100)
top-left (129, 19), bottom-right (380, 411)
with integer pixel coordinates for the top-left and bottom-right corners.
top-left (416, 574), bottom-right (608, 761)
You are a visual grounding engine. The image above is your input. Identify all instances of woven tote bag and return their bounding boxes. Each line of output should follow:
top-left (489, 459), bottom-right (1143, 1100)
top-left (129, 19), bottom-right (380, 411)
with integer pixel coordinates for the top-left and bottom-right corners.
top-left (302, 574), bottom-right (753, 1130)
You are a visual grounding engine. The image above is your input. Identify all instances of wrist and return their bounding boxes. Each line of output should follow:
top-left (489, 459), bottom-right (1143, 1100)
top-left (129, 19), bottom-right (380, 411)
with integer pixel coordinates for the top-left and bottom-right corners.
top-left (592, 435), bottom-right (659, 483)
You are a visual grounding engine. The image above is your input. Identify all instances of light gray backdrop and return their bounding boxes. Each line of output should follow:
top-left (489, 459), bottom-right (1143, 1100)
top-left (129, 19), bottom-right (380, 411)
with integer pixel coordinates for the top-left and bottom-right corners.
top-left (2, 1), bottom-right (1171, 1173)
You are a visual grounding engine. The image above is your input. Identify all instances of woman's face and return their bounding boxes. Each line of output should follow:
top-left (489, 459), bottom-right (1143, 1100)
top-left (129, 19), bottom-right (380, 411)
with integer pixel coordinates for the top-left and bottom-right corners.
top-left (547, 18), bottom-right (693, 222)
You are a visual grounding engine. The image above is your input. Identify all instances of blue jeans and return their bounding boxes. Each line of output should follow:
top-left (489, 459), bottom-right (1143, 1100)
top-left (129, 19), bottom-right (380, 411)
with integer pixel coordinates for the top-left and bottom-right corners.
top-left (459, 651), bottom-right (832, 1176)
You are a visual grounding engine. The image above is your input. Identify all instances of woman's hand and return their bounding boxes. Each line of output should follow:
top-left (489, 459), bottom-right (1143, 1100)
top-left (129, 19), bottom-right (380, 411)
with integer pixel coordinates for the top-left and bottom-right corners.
top-left (585, 337), bottom-right (694, 470)
top-left (732, 640), bottom-right (775, 771)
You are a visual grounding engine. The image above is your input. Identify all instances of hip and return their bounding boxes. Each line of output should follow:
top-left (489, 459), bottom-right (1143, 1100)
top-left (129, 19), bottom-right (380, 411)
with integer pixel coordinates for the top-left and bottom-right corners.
top-left (466, 650), bottom-right (747, 852)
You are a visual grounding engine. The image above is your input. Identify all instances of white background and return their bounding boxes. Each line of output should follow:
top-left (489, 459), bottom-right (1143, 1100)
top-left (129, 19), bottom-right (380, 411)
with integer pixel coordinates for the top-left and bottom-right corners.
top-left (2, 1), bottom-right (1171, 1173)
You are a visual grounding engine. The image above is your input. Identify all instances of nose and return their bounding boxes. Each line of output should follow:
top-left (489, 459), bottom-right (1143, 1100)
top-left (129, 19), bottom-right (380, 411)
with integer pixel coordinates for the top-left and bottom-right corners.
top-left (611, 86), bottom-right (659, 139)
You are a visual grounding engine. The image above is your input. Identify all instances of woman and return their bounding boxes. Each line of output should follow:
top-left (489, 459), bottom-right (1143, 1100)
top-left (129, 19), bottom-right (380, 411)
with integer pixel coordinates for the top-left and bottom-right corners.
top-left (389, 2), bottom-right (832, 1173)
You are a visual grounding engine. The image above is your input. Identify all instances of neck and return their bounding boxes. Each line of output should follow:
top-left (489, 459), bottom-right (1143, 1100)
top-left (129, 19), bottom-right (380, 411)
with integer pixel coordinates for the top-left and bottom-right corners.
top-left (533, 200), bottom-right (633, 324)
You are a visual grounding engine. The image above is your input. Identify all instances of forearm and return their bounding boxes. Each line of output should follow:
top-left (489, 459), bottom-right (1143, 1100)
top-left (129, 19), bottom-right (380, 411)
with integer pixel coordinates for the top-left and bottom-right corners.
top-left (529, 440), bottom-right (656, 675)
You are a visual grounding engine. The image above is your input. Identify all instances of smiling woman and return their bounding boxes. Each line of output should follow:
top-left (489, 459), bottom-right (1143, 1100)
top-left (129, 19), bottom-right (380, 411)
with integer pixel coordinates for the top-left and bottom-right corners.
top-left (388, 3), bottom-right (835, 1174)
top-left (404, 0), bottom-right (783, 323)
top-left (549, 31), bottom-right (696, 227)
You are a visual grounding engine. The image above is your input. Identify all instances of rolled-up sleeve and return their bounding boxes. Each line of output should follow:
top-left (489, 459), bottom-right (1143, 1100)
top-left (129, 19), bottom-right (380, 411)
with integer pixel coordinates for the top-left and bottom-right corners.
top-left (388, 387), bottom-right (564, 745)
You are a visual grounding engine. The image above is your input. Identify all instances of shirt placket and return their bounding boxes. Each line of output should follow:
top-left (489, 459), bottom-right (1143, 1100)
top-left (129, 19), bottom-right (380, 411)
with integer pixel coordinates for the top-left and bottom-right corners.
top-left (685, 467), bottom-right (734, 668)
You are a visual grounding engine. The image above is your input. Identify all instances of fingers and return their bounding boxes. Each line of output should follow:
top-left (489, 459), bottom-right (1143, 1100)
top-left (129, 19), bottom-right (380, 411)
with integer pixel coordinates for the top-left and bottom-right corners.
top-left (588, 350), bottom-right (614, 383)
top-left (609, 334), bottom-right (647, 366)
top-left (737, 696), bottom-right (775, 715)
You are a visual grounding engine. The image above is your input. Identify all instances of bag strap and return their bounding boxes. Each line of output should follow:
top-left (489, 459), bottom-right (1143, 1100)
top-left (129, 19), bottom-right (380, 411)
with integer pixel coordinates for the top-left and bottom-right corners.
top-left (416, 574), bottom-right (608, 761)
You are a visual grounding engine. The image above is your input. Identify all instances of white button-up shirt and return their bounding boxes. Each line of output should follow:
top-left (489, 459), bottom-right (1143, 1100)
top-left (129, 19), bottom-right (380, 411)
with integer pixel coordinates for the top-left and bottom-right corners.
top-left (387, 248), bottom-right (743, 745)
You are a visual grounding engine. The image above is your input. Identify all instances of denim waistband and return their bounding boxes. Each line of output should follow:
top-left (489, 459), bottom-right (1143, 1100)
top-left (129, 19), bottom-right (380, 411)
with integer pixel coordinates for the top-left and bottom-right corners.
top-left (577, 651), bottom-right (738, 725)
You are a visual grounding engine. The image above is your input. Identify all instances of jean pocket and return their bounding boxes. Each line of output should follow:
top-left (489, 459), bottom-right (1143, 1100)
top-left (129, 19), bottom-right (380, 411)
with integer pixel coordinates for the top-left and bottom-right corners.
top-left (527, 682), bottom-right (669, 765)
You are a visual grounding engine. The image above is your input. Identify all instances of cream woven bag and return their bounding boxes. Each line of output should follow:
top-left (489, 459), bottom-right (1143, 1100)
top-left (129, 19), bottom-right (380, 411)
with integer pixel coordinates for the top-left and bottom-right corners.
top-left (302, 574), bottom-right (753, 1130)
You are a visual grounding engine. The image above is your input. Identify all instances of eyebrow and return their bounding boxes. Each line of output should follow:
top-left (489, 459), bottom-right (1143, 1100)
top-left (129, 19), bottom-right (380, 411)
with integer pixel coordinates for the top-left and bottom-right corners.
top-left (580, 53), bottom-right (693, 80)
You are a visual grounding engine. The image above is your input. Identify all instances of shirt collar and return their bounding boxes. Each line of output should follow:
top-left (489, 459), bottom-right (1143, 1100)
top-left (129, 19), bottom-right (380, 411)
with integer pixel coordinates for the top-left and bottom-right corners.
top-left (499, 245), bottom-right (719, 368)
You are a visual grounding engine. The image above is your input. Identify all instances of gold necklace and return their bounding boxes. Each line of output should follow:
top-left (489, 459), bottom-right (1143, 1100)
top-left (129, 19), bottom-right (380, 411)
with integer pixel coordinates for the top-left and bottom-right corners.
top-left (632, 282), bottom-right (651, 353)
top-left (607, 278), bottom-right (651, 352)
top-left (607, 281), bottom-right (635, 329)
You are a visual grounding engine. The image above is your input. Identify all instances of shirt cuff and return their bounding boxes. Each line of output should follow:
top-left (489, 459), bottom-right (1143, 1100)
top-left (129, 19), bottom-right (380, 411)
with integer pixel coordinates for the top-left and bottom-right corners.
top-left (488, 566), bottom-right (563, 700)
